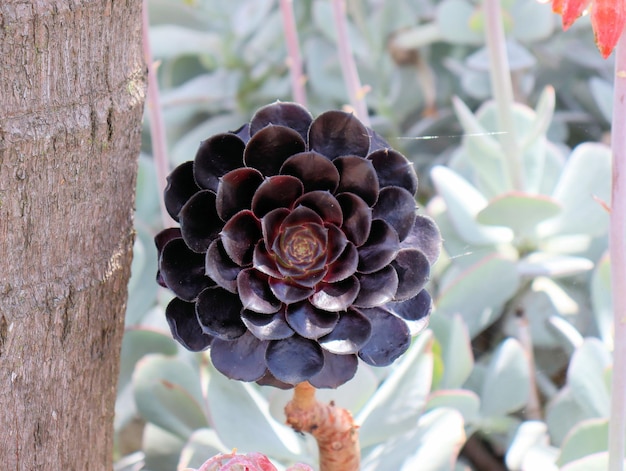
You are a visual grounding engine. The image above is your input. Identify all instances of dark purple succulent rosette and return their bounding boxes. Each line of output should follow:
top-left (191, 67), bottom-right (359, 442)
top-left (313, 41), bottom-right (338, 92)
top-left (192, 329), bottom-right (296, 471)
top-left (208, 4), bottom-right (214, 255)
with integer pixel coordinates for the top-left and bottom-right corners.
top-left (155, 102), bottom-right (441, 389)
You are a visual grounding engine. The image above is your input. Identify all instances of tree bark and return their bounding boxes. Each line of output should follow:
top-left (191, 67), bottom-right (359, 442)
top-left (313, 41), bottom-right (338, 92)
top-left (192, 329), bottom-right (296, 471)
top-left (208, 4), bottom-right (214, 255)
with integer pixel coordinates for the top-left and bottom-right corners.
top-left (0, 1), bottom-right (145, 469)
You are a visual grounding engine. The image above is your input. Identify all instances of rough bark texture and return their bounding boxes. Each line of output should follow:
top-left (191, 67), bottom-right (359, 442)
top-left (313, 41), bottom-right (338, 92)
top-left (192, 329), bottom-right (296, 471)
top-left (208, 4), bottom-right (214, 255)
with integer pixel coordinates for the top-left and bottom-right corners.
top-left (0, 1), bottom-right (145, 469)
top-left (285, 382), bottom-right (360, 471)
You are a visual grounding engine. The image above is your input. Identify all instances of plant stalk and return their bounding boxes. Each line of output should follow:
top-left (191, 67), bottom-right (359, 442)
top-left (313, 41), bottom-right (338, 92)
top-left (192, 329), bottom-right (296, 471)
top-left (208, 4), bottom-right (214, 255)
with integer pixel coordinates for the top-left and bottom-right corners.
top-left (330, 0), bottom-right (370, 127)
top-left (279, 0), bottom-right (308, 107)
top-left (285, 382), bottom-right (360, 471)
top-left (142, 0), bottom-right (175, 229)
top-left (608, 30), bottom-right (626, 471)
top-left (482, 0), bottom-right (524, 191)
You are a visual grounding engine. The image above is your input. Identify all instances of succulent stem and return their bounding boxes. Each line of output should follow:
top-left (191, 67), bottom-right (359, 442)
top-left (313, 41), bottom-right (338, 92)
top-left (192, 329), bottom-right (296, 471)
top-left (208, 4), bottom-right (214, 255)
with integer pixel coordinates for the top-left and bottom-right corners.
top-left (608, 29), bottom-right (626, 471)
top-left (285, 382), bottom-right (360, 471)
top-left (142, 0), bottom-right (175, 228)
top-left (330, 0), bottom-right (371, 127)
top-left (482, 0), bottom-right (524, 191)
top-left (279, 0), bottom-right (308, 107)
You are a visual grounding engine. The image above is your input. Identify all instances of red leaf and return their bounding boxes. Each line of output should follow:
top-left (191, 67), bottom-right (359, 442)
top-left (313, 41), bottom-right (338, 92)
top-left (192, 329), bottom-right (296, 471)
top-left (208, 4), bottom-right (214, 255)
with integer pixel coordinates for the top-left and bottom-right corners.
top-left (562, 0), bottom-right (590, 29)
top-left (592, 0), bottom-right (626, 58)
top-left (552, 0), bottom-right (566, 14)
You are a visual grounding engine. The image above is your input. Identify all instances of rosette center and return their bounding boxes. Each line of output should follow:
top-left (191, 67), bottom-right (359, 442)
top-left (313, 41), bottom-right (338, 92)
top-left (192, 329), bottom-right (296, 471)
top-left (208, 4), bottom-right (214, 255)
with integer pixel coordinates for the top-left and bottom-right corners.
top-left (274, 223), bottom-right (328, 275)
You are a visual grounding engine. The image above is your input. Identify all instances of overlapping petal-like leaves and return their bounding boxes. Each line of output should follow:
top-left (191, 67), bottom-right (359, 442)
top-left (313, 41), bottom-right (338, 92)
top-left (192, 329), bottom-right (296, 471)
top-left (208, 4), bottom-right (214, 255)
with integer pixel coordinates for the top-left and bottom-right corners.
top-left (156, 102), bottom-right (441, 389)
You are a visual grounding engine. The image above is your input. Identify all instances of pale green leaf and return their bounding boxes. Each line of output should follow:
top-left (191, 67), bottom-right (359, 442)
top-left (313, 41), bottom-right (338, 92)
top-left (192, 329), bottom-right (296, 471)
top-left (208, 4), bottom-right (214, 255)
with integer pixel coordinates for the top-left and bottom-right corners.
top-left (516, 253), bottom-right (594, 278)
top-left (142, 423), bottom-right (187, 471)
top-left (476, 192), bottom-right (561, 236)
top-left (436, 254), bottom-right (520, 338)
top-left (567, 338), bottom-right (611, 418)
top-left (430, 314), bottom-right (474, 389)
top-left (436, 0), bottom-right (483, 45)
top-left (480, 338), bottom-right (529, 417)
top-left (357, 332), bottom-right (434, 448)
top-left (177, 428), bottom-right (229, 470)
top-left (506, 421), bottom-right (558, 471)
top-left (545, 386), bottom-right (592, 446)
top-left (591, 253), bottom-right (612, 349)
top-left (361, 408), bottom-right (466, 471)
top-left (560, 453), bottom-right (626, 471)
top-left (557, 418), bottom-right (610, 466)
top-left (431, 165), bottom-right (513, 245)
top-left (149, 25), bottom-right (222, 60)
top-left (539, 143), bottom-right (611, 237)
top-left (425, 390), bottom-right (480, 424)
top-left (207, 369), bottom-right (303, 461)
top-left (133, 355), bottom-right (207, 439)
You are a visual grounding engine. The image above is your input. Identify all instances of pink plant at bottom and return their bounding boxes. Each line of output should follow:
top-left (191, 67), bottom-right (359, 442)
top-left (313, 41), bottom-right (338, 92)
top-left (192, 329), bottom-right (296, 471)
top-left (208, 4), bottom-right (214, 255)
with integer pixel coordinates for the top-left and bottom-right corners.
top-left (186, 451), bottom-right (313, 471)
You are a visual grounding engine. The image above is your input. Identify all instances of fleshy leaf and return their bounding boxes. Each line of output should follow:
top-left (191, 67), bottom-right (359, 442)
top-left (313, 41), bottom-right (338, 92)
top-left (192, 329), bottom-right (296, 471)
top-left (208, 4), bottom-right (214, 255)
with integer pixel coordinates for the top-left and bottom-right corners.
top-left (165, 298), bottom-right (213, 352)
top-left (164, 161), bottom-right (200, 221)
top-left (431, 165), bottom-right (514, 245)
top-left (567, 338), bottom-right (611, 417)
top-left (285, 301), bottom-right (339, 339)
top-left (249, 101), bottom-right (313, 140)
top-left (324, 242), bottom-right (359, 283)
top-left (337, 193), bottom-right (372, 246)
top-left (357, 219), bottom-right (400, 274)
top-left (539, 142), bottom-right (610, 237)
top-left (477, 192), bottom-right (561, 237)
top-left (221, 210), bottom-right (262, 266)
top-left (269, 278), bottom-right (315, 304)
top-left (133, 355), bottom-right (207, 439)
top-left (196, 287), bottom-right (247, 340)
top-left (194, 133), bottom-right (246, 192)
top-left (480, 338), bottom-right (530, 416)
top-left (280, 152), bottom-right (340, 193)
top-left (319, 308), bottom-right (372, 354)
top-left (308, 110), bottom-right (370, 159)
top-left (310, 276), bottom-right (360, 312)
top-left (160, 238), bottom-right (214, 301)
top-left (401, 215), bottom-right (442, 265)
top-left (356, 331), bottom-right (434, 447)
top-left (179, 190), bottom-right (222, 253)
top-left (244, 125), bottom-right (306, 176)
top-left (561, 0), bottom-right (588, 29)
top-left (354, 266), bottom-right (399, 308)
top-left (436, 253), bottom-right (520, 338)
top-left (241, 308), bottom-right (295, 341)
top-left (216, 167), bottom-right (264, 221)
top-left (357, 306), bottom-right (411, 366)
top-left (334, 155), bottom-right (380, 206)
top-left (309, 351), bottom-right (358, 389)
top-left (237, 269), bottom-right (282, 314)
top-left (392, 248), bottom-right (431, 301)
top-left (389, 289), bottom-right (432, 327)
top-left (592, 0), bottom-right (625, 58)
top-left (367, 148), bottom-right (418, 194)
top-left (266, 336), bottom-right (324, 384)
top-left (372, 186), bottom-right (417, 241)
top-left (205, 238), bottom-right (241, 293)
top-left (251, 175), bottom-right (304, 217)
top-left (294, 191), bottom-right (343, 226)
top-left (210, 331), bottom-right (269, 382)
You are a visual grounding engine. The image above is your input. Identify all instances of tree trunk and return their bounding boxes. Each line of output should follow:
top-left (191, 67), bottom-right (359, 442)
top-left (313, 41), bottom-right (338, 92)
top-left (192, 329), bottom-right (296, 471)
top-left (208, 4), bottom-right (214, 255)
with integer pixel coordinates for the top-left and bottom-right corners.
top-left (0, 1), bottom-right (145, 469)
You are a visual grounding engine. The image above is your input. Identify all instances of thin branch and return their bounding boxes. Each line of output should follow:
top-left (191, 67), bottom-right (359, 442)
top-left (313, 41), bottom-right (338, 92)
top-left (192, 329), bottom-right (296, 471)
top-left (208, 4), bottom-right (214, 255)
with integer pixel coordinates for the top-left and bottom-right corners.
top-left (515, 312), bottom-right (542, 420)
top-left (608, 30), bottom-right (626, 471)
top-left (142, 0), bottom-right (175, 229)
top-left (279, 0), bottom-right (307, 107)
top-left (330, 0), bottom-right (370, 127)
top-left (482, 0), bottom-right (524, 191)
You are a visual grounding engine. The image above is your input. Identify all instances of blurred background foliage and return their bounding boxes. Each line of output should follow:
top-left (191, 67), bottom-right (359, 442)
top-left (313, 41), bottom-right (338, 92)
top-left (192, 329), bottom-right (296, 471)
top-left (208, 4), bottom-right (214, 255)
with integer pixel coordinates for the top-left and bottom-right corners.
top-left (116, 0), bottom-right (615, 469)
